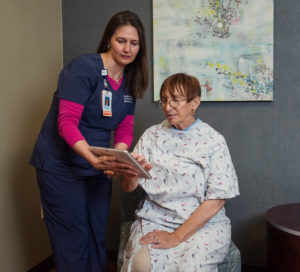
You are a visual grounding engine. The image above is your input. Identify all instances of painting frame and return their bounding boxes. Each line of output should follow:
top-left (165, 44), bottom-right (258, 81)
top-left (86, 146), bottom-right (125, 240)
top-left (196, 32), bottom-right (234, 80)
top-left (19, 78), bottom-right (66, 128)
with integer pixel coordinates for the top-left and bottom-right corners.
top-left (152, 0), bottom-right (274, 102)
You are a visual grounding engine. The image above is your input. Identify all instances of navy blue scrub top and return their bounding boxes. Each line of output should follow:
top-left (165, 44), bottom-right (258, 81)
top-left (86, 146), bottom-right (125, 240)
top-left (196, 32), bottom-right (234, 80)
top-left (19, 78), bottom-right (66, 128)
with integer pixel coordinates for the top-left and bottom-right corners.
top-left (30, 53), bottom-right (136, 176)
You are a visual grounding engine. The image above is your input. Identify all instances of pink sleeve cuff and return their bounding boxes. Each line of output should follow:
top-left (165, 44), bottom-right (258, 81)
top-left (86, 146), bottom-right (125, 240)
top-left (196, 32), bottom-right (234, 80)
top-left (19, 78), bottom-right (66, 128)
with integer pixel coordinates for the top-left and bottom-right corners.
top-left (114, 115), bottom-right (134, 148)
top-left (57, 99), bottom-right (85, 147)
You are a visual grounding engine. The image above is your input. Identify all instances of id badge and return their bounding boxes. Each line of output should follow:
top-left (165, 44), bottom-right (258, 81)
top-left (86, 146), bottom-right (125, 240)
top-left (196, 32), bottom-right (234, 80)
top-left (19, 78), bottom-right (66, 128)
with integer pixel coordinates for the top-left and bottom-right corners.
top-left (102, 90), bottom-right (112, 117)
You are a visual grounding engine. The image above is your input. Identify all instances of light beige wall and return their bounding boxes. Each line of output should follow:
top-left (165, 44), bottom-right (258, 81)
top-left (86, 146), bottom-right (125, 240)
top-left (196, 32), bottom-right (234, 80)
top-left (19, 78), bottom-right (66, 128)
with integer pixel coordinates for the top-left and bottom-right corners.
top-left (0, 0), bottom-right (62, 271)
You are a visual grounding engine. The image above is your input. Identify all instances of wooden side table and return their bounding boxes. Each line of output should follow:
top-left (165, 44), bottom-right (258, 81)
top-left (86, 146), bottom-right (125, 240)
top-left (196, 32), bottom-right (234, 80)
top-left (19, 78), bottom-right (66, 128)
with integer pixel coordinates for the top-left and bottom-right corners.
top-left (266, 203), bottom-right (300, 272)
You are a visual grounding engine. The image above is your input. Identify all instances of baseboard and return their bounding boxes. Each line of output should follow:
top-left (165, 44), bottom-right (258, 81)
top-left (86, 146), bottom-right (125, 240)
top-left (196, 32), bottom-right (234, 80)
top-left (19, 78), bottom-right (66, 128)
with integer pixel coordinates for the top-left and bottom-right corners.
top-left (27, 256), bottom-right (55, 272)
top-left (242, 264), bottom-right (266, 272)
top-left (27, 250), bottom-right (118, 271)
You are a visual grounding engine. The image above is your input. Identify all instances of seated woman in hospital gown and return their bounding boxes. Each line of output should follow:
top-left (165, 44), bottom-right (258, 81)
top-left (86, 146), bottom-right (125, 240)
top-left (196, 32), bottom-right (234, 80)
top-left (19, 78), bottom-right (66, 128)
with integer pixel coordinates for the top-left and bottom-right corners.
top-left (118, 73), bottom-right (240, 272)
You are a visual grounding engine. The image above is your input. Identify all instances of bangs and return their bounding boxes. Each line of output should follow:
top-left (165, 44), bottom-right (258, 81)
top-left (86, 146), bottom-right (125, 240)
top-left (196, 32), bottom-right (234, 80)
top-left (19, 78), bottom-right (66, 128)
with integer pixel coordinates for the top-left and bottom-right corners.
top-left (160, 73), bottom-right (201, 101)
top-left (160, 82), bottom-right (186, 98)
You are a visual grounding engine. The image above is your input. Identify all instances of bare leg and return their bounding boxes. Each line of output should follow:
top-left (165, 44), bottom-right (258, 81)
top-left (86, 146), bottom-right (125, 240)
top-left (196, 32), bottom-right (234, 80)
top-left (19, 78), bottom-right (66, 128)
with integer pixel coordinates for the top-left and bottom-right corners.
top-left (131, 246), bottom-right (151, 272)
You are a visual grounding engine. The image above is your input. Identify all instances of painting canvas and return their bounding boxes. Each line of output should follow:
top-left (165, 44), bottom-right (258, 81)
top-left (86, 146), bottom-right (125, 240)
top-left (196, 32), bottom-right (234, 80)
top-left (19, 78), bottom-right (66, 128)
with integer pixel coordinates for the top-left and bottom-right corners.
top-left (153, 0), bottom-right (274, 101)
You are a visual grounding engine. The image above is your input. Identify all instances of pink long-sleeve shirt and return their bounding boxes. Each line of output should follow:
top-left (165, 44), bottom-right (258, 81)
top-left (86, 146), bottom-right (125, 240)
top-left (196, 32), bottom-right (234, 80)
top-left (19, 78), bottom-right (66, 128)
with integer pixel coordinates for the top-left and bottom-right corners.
top-left (57, 75), bottom-right (134, 148)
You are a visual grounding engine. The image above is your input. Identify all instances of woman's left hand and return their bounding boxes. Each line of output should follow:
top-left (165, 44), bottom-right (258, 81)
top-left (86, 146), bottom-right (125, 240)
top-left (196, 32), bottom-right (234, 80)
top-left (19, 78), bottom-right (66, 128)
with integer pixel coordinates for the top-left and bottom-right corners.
top-left (139, 230), bottom-right (181, 249)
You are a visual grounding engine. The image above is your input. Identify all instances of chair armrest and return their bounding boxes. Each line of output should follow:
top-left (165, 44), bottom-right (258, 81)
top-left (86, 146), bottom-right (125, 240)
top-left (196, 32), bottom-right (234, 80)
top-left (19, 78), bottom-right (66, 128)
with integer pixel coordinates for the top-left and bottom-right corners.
top-left (117, 221), bottom-right (134, 271)
top-left (219, 241), bottom-right (241, 272)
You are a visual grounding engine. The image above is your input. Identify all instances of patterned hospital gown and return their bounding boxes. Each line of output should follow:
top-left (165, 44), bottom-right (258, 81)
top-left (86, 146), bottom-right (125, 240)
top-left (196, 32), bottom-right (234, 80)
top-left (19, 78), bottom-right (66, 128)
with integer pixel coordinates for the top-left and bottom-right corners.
top-left (121, 119), bottom-right (239, 272)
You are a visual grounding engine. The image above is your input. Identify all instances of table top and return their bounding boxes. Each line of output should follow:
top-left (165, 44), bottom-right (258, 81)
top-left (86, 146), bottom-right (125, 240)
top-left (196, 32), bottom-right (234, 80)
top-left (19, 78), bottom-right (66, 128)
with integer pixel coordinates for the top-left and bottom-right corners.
top-left (266, 203), bottom-right (300, 236)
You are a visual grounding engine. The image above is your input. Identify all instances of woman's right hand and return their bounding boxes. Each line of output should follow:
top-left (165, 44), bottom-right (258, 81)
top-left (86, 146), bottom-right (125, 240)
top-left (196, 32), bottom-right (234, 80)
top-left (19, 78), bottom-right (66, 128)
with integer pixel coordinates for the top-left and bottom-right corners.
top-left (90, 153), bottom-right (138, 176)
top-left (130, 152), bottom-right (153, 172)
top-left (104, 152), bottom-right (152, 179)
top-left (118, 153), bottom-right (152, 192)
top-left (72, 140), bottom-right (139, 176)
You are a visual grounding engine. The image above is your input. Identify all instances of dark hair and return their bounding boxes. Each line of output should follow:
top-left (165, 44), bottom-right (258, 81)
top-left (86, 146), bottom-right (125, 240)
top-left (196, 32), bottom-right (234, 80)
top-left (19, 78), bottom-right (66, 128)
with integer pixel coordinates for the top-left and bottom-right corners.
top-left (97, 10), bottom-right (148, 98)
top-left (160, 73), bottom-right (201, 101)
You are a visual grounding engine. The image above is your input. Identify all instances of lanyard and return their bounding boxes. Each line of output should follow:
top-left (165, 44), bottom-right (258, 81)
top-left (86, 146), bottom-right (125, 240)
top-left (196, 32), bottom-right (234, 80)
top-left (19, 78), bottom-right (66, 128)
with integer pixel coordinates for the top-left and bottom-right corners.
top-left (101, 69), bottom-right (112, 117)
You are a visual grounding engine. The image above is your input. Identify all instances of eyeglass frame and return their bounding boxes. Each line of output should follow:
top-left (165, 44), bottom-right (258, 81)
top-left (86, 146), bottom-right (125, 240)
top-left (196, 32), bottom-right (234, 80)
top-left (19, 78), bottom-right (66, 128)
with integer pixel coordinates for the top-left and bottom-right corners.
top-left (158, 98), bottom-right (188, 109)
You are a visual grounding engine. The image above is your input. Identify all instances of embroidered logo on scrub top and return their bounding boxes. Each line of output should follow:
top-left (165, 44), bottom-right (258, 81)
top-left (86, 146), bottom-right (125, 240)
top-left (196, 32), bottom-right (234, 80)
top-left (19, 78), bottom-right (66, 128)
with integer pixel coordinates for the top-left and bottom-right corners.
top-left (123, 95), bottom-right (133, 103)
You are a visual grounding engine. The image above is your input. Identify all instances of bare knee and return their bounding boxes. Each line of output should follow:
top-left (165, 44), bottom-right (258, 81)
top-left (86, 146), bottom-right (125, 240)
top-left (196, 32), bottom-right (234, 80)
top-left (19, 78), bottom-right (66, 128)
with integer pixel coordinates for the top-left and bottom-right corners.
top-left (131, 246), bottom-right (151, 272)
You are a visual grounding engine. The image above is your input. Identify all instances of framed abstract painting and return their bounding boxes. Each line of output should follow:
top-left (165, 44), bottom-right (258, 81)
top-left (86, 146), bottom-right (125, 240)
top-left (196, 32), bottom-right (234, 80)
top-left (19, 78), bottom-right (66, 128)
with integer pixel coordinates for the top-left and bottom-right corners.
top-left (152, 0), bottom-right (274, 101)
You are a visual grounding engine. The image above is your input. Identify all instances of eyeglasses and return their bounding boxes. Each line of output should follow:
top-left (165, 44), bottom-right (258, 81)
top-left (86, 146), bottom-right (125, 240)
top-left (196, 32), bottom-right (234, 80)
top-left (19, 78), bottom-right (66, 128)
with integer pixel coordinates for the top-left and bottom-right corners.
top-left (158, 98), bottom-right (188, 108)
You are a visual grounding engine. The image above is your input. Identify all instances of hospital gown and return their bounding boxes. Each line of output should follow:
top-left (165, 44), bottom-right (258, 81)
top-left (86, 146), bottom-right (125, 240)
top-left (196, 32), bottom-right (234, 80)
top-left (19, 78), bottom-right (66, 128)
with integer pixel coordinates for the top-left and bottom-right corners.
top-left (121, 119), bottom-right (239, 272)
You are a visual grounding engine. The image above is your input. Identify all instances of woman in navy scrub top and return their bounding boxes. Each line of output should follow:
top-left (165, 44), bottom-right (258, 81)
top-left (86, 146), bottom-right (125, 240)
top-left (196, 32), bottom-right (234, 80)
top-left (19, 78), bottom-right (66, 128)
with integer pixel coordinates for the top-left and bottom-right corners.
top-left (30, 11), bottom-right (148, 272)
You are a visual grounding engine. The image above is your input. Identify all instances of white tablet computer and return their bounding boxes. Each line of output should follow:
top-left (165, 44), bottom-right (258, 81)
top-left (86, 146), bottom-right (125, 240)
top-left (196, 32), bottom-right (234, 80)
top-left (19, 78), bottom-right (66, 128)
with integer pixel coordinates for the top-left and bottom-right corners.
top-left (89, 146), bottom-right (152, 179)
